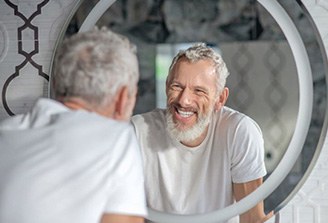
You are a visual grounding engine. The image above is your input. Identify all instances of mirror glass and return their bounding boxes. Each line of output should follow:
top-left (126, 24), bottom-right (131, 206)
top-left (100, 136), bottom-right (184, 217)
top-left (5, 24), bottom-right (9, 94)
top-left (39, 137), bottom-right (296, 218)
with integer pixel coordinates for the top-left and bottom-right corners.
top-left (57, 0), bottom-right (328, 220)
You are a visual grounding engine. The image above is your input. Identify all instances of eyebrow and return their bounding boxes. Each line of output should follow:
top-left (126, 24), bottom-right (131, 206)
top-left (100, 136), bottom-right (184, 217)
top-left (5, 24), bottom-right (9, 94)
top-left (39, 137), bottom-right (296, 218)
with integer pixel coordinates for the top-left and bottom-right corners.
top-left (194, 86), bottom-right (210, 94)
top-left (171, 81), bottom-right (210, 93)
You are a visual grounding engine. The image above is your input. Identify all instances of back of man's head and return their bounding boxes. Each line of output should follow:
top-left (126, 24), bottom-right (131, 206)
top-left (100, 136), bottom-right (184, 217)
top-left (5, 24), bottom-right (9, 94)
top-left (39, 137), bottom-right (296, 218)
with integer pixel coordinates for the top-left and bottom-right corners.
top-left (52, 27), bottom-right (139, 110)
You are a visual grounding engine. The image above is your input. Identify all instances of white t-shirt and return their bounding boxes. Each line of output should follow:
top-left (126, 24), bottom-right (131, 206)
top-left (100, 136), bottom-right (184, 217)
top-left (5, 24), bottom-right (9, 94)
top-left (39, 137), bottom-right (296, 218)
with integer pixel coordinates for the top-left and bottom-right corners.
top-left (0, 98), bottom-right (147, 223)
top-left (131, 107), bottom-right (266, 223)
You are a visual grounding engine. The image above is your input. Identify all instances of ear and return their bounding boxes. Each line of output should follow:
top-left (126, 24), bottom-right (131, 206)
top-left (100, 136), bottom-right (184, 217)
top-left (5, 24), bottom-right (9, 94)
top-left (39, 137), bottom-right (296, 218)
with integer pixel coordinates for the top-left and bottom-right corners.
top-left (214, 87), bottom-right (229, 112)
top-left (113, 86), bottom-right (129, 120)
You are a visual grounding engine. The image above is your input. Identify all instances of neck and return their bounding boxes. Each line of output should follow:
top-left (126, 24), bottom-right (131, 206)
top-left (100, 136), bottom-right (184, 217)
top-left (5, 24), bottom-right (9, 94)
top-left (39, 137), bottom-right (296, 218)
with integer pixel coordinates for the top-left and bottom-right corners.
top-left (61, 98), bottom-right (114, 118)
top-left (63, 98), bottom-right (91, 111)
top-left (180, 126), bottom-right (209, 147)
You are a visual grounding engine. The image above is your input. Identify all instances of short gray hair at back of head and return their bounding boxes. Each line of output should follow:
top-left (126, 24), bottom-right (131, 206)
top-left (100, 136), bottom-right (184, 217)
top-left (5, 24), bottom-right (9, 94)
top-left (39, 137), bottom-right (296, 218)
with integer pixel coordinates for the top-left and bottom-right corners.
top-left (168, 43), bottom-right (229, 94)
top-left (52, 27), bottom-right (138, 106)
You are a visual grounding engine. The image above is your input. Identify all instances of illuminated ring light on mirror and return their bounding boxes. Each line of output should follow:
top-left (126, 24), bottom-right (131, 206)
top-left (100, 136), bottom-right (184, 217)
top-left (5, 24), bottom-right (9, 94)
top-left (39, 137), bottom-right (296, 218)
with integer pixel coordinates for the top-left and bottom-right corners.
top-left (79, 0), bottom-right (313, 222)
top-left (79, 0), bottom-right (117, 32)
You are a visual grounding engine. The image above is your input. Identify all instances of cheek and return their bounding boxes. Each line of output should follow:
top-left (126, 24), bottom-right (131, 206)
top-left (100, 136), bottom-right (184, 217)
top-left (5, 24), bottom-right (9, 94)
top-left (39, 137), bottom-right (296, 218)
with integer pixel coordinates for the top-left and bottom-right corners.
top-left (167, 91), bottom-right (177, 104)
top-left (199, 98), bottom-right (213, 112)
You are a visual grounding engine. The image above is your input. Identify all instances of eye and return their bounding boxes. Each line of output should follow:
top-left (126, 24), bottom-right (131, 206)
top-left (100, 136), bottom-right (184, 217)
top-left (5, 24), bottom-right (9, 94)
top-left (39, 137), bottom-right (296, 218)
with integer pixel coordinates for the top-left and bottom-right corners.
top-left (170, 84), bottom-right (182, 91)
top-left (195, 88), bottom-right (207, 95)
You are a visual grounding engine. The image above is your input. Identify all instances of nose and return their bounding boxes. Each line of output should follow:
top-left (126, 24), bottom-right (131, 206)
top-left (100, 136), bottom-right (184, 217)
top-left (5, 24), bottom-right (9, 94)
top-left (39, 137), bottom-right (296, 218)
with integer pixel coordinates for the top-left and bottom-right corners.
top-left (177, 88), bottom-right (193, 107)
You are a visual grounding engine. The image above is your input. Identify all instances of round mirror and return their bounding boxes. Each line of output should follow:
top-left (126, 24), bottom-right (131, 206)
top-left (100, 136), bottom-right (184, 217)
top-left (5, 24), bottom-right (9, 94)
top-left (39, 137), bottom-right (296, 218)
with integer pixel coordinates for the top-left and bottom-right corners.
top-left (51, 0), bottom-right (328, 221)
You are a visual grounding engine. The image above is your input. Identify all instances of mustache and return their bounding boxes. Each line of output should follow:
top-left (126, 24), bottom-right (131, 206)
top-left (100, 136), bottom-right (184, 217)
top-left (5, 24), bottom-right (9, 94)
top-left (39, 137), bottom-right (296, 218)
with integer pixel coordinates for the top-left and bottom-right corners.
top-left (168, 103), bottom-right (198, 113)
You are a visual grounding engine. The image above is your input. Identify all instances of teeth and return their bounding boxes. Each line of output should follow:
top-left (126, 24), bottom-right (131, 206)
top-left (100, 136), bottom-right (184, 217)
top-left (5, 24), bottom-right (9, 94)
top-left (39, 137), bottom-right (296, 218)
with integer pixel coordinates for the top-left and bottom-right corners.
top-left (178, 110), bottom-right (194, 118)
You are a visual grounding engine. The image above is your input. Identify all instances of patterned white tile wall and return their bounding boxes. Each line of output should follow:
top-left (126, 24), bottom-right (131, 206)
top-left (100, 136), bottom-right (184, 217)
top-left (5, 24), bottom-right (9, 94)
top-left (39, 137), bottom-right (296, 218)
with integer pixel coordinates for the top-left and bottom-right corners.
top-left (0, 0), bottom-right (79, 120)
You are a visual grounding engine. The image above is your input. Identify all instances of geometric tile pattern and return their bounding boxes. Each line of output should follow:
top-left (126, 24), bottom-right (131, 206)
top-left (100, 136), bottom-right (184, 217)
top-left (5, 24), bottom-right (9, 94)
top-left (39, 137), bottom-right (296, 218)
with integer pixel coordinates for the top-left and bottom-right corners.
top-left (270, 137), bottom-right (328, 222)
top-left (222, 41), bottom-right (299, 173)
top-left (230, 43), bottom-right (254, 112)
top-left (0, 0), bottom-right (79, 120)
top-left (263, 43), bottom-right (288, 153)
top-left (2, 0), bottom-right (50, 116)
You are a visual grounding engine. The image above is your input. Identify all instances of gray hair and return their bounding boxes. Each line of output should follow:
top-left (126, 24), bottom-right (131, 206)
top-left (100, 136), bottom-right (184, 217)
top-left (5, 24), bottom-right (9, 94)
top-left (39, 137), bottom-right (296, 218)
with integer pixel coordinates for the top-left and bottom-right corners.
top-left (52, 27), bottom-right (139, 106)
top-left (167, 43), bottom-right (229, 94)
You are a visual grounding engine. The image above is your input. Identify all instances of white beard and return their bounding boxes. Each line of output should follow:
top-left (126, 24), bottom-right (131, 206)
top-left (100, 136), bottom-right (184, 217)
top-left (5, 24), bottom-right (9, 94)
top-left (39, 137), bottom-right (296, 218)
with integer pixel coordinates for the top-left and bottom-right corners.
top-left (166, 109), bottom-right (213, 144)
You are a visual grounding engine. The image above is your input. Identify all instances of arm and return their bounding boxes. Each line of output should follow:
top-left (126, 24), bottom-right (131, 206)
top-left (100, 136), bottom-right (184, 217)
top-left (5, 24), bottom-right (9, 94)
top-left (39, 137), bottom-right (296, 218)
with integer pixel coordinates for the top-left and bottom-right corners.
top-left (101, 127), bottom-right (147, 222)
top-left (100, 214), bottom-right (144, 223)
top-left (233, 178), bottom-right (273, 223)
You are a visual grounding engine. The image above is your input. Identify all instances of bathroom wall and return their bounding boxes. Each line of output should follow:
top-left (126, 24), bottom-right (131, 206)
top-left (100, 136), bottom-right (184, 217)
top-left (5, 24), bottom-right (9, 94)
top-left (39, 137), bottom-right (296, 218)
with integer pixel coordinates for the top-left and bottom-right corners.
top-left (0, 0), bottom-right (79, 119)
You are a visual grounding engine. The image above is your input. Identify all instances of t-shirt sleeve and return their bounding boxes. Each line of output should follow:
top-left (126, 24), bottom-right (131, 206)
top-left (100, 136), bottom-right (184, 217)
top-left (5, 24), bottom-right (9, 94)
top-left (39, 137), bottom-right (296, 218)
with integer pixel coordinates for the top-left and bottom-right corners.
top-left (104, 125), bottom-right (147, 217)
top-left (230, 116), bottom-right (267, 183)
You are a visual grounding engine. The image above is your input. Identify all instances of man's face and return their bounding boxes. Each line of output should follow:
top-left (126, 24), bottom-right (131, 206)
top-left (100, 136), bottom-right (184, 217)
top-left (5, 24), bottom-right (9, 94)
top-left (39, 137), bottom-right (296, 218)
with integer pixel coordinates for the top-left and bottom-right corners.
top-left (166, 58), bottom-right (219, 143)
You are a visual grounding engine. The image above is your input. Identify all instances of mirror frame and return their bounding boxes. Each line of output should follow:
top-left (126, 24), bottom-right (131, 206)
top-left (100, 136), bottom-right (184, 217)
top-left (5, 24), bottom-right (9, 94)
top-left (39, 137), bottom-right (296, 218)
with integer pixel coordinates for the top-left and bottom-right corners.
top-left (50, 0), bottom-right (328, 222)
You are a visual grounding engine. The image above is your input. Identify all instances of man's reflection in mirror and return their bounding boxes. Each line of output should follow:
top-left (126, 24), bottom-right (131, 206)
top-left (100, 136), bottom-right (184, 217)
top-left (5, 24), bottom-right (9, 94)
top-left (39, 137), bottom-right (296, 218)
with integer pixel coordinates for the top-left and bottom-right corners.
top-left (132, 43), bottom-right (271, 223)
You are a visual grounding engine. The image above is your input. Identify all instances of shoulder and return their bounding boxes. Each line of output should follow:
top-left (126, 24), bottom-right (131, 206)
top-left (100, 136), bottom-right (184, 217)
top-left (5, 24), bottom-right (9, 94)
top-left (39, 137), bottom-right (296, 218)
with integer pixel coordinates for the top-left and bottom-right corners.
top-left (52, 108), bottom-right (134, 142)
top-left (0, 115), bottom-right (25, 130)
top-left (130, 109), bottom-right (168, 144)
top-left (217, 106), bottom-right (246, 121)
top-left (215, 106), bottom-right (262, 135)
top-left (131, 108), bottom-right (166, 128)
top-left (83, 112), bottom-right (132, 133)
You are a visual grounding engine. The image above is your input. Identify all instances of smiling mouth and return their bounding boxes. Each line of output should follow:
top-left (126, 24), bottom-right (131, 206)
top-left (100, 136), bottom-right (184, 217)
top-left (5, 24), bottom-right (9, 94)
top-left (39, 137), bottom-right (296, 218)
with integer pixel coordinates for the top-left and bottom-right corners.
top-left (174, 106), bottom-right (196, 119)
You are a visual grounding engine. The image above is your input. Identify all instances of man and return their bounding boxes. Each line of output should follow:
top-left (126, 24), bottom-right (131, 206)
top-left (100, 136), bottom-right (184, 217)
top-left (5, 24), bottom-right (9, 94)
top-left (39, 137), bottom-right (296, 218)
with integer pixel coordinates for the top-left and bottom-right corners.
top-left (0, 28), bottom-right (146, 223)
top-left (132, 43), bottom-right (267, 223)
